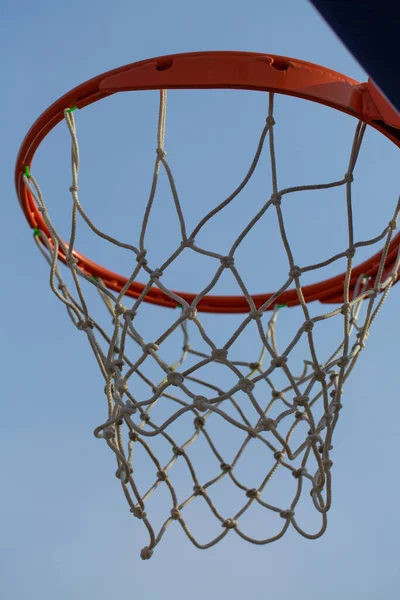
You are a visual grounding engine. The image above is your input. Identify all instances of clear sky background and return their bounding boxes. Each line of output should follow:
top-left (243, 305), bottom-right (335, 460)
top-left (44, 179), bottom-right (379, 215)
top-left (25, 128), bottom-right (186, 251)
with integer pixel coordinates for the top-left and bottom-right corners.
top-left (2, 1), bottom-right (400, 598)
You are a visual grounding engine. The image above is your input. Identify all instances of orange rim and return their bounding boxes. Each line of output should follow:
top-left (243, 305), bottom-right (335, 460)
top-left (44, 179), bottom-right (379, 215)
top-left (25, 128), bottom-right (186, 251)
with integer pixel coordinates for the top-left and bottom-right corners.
top-left (15, 51), bottom-right (400, 313)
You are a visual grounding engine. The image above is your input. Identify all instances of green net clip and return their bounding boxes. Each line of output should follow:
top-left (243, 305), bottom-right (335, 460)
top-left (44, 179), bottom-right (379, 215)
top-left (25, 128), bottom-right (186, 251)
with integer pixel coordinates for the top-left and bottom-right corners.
top-left (66, 105), bottom-right (78, 113)
top-left (33, 227), bottom-right (40, 237)
top-left (24, 166), bottom-right (31, 178)
top-left (277, 303), bottom-right (287, 309)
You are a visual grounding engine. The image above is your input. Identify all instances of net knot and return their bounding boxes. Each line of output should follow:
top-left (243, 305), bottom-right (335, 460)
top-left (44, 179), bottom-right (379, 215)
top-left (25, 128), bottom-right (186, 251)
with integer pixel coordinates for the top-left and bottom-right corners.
top-left (303, 320), bottom-right (314, 332)
top-left (121, 401), bottom-right (135, 415)
top-left (116, 464), bottom-right (133, 482)
top-left (105, 358), bottom-right (124, 374)
top-left (220, 462), bottom-right (232, 472)
top-left (114, 303), bottom-right (126, 316)
top-left (194, 416), bottom-right (205, 430)
top-left (357, 330), bottom-right (369, 343)
top-left (157, 470), bottom-right (168, 481)
top-left (170, 508), bottom-right (181, 520)
top-left (156, 148), bottom-right (166, 159)
top-left (116, 378), bottom-right (128, 394)
top-left (140, 547), bottom-right (153, 560)
top-left (337, 355), bottom-right (350, 368)
top-left (136, 250), bottom-right (147, 263)
top-left (259, 418), bottom-right (276, 432)
top-left (319, 443), bottom-right (333, 453)
top-left (181, 237), bottom-right (195, 248)
top-left (313, 367), bottom-right (325, 382)
top-left (271, 193), bottom-right (282, 206)
top-left (220, 256), bottom-right (234, 268)
top-left (167, 372), bottom-right (184, 386)
top-left (266, 116), bottom-right (275, 126)
top-left (183, 307), bottom-right (197, 320)
top-left (123, 308), bottom-right (137, 321)
top-left (250, 309), bottom-right (263, 320)
top-left (295, 411), bottom-right (305, 420)
top-left (271, 356), bottom-right (287, 368)
top-left (294, 395), bottom-right (309, 407)
top-left (172, 445), bottom-right (184, 456)
top-left (129, 431), bottom-right (139, 442)
top-left (132, 506), bottom-right (146, 519)
top-left (272, 390), bottom-right (284, 399)
top-left (307, 433), bottom-right (320, 445)
top-left (344, 172), bottom-right (354, 183)
top-left (322, 411), bottom-right (333, 424)
top-left (345, 247), bottom-right (356, 259)
top-left (355, 338), bottom-right (366, 349)
top-left (289, 265), bottom-right (302, 278)
top-left (37, 205), bottom-right (48, 215)
top-left (280, 510), bottom-right (294, 519)
top-left (246, 488), bottom-right (260, 499)
top-left (273, 450), bottom-right (284, 460)
top-left (124, 400), bottom-right (137, 415)
top-left (66, 255), bottom-right (78, 268)
top-left (76, 318), bottom-right (93, 331)
top-left (292, 468), bottom-right (307, 479)
top-left (150, 269), bottom-right (163, 280)
top-left (389, 218), bottom-right (398, 230)
top-left (100, 426), bottom-right (115, 440)
top-left (193, 484), bottom-right (205, 496)
top-left (322, 459), bottom-right (333, 470)
top-left (142, 342), bottom-right (159, 354)
top-left (69, 184), bottom-right (79, 193)
top-left (249, 362), bottom-right (261, 370)
top-left (212, 348), bottom-right (228, 362)
top-left (331, 402), bottom-right (343, 413)
top-left (139, 412), bottom-right (151, 424)
top-left (340, 303), bottom-right (351, 315)
top-left (238, 378), bottom-right (255, 393)
top-left (222, 518), bottom-right (237, 530)
top-left (193, 396), bottom-right (210, 412)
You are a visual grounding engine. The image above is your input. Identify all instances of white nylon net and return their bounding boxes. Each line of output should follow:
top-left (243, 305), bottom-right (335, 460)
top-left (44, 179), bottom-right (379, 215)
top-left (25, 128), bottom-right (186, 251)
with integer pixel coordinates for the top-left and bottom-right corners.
top-left (25, 90), bottom-right (400, 559)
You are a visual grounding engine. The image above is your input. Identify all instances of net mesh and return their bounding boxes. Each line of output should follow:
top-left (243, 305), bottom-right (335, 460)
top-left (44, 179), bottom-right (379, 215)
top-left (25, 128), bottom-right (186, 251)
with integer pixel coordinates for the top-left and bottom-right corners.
top-left (25, 91), bottom-right (400, 559)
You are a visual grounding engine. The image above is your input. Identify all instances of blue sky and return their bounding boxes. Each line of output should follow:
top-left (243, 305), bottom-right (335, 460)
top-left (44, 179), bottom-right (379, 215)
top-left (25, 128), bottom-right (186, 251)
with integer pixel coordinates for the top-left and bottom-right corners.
top-left (2, 1), bottom-right (400, 598)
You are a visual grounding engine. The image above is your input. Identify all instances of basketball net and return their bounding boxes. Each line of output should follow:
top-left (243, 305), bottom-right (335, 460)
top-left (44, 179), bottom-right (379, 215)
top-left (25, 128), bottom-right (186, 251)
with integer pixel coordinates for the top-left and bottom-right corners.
top-left (24, 90), bottom-right (400, 559)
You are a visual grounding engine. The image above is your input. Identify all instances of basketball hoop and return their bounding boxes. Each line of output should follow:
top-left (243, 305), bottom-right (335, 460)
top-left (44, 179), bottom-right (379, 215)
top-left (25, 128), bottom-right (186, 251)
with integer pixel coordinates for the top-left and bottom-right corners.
top-left (15, 52), bottom-right (400, 558)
